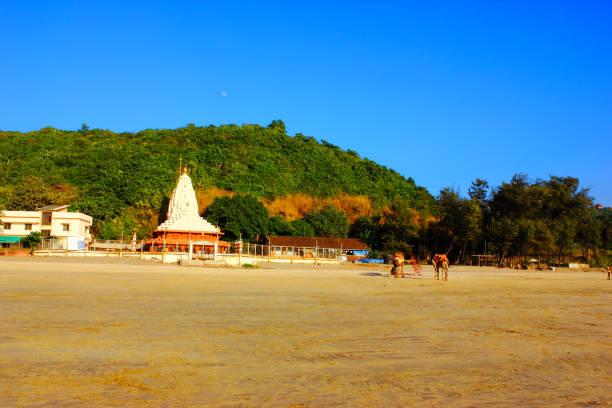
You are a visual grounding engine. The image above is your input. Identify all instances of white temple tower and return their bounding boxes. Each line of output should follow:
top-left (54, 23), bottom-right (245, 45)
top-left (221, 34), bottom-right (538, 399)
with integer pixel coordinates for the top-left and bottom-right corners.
top-left (149, 167), bottom-right (227, 254)
top-left (155, 168), bottom-right (220, 234)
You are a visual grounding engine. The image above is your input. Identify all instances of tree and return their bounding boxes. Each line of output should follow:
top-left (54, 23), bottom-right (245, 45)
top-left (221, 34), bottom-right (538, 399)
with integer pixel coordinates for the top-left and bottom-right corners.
top-left (268, 215), bottom-right (293, 236)
top-left (486, 174), bottom-right (594, 265)
top-left (487, 216), bottom-right (518, 266)
top-left (0, 185), bottom-right (10, 209)
top-left (576, 212), bottom-right (601, 265)
top-left (435, 188), bottom-right (482, 263)
top-left (303, 205), bottom-right (349, 237)
top-left (6, 176), bottom-right (52, 210)
top-left (594, 208), bottom-right (612, 251)
top-left (378, 200), bottom-right (419, 255)
top-left (2, 176), bottom-right (79, 211)
top-left (468, 178), bottom-right (489, 203)
top-left (267, 119), bottom-right (286, 134)
top-left (204, 194), bottom-right (270, 242)
top-left (350, 215), bottom-right (380, 250)
top-left (289, 219), bottom-right (315, 237)
top-left (22, 231), bottom-right (43, 254)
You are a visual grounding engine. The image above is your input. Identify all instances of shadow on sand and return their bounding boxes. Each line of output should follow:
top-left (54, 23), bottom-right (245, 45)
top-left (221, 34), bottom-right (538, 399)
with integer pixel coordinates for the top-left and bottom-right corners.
top-left (360, 272), bottom-right (426, 279)
top-left (359, 272), bottom-right (385, 277)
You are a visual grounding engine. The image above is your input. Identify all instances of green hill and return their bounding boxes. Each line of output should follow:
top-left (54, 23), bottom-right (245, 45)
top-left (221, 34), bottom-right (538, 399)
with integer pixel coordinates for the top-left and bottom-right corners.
top-left (0, 121), bottom-right (433, 236)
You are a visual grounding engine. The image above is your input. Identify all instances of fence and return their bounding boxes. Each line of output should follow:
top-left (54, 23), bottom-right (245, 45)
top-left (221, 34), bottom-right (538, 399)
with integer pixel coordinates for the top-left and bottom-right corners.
top-left (91, 240), bottom-right (138, 251)
top-left (38, 238), bottom-right (64, 250)
top-left (229, 242), bottom-right (344, 260)
top-left (32, 238), bottom-right (361, 263)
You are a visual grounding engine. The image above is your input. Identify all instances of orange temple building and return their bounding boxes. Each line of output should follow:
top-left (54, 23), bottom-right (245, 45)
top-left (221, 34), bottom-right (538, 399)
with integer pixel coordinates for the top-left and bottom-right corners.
top-left (148, 168), bottom-right (229, 255)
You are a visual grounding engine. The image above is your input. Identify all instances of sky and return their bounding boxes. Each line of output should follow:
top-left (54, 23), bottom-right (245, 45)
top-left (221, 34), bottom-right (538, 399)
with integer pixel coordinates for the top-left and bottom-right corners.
top-left (1, 1), bottom-right (611, 205)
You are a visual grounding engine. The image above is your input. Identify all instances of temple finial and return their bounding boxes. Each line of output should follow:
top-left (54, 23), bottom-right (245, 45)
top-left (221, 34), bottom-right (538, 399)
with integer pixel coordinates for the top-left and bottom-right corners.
top-left (183, 166), bottom-right (188, 174)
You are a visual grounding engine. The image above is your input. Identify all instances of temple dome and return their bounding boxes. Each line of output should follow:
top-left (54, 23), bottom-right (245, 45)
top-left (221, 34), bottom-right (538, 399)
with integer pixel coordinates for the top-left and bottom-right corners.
top-left (155, 170), bottom-right (220, 233)
top-left (167, 172), bottom-right (200, 219)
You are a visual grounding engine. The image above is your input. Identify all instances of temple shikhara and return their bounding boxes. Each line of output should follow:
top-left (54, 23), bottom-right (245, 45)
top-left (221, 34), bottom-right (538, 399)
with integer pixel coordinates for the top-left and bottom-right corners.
top-left (148, 168), bottom-right (229, 255)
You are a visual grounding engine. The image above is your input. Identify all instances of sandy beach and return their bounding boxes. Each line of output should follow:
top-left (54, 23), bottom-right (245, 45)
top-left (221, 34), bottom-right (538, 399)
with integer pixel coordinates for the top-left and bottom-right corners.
top-left (0, 258), bottom-right (610, 407)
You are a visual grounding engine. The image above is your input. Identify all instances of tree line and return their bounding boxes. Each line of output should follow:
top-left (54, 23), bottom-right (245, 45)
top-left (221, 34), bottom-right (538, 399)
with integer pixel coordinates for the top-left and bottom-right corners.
top-left (352, 175), bottom-right (611, 267)
top-left (193, 174), bottom-right (610, 267)
top-left (1, 123), bottom-right (609, 266)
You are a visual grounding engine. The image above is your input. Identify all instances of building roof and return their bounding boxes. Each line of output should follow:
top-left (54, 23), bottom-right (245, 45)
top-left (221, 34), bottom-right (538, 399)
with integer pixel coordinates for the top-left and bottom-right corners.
top-left (52, 212), bottom-right (93, 222)
top-left (37, 204), bottom-right (70, 211)
top-left (155, 170), bottom-right (221, 234)
top-left (267, 236), bottom-right (370, 250)
top-left (1, 211), bottom-right (42, 221)
top-left (0, 236), bottom-right (22, 243)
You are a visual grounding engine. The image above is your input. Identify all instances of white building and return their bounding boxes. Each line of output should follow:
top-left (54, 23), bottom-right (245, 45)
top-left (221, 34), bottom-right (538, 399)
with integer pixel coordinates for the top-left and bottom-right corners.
top-left (0, 204), bottom-right (92, 249)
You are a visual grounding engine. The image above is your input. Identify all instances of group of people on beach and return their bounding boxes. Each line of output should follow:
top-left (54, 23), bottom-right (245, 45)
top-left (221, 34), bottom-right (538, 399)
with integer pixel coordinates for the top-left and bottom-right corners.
top-left (390, 252), bottom-right (449, 280)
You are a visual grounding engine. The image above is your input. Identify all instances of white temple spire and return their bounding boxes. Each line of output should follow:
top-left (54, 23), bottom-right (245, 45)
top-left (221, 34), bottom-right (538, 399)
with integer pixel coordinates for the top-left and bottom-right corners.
top-left (156, 170), bottom-right (220, 233)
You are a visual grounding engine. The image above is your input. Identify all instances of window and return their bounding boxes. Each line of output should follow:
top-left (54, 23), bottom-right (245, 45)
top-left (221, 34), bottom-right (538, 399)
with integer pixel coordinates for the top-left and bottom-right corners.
top-left (25, 224), bottom-right (32, 231)
top-left (62, 223), bottom-right (70, 232)
top-left (3, 223), bottom-right (10, 230)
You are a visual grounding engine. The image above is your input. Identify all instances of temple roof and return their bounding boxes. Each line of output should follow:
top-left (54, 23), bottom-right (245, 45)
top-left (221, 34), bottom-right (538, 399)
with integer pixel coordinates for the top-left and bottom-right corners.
top-left (155, 170), bottom-right (221, 234)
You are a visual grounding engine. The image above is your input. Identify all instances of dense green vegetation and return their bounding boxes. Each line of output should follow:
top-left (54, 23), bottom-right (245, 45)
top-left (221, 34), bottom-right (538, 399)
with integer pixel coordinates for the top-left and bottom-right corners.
top-left (353, 175), bottom-right (612, 267)
top-left (303, 205), bottom-right (350, 238)
top-left (0, 121), bottom-right (432, 236)
top-left (196, 174), bottom-right (612, 266)
top-left (22, 231), bottom-right (43, 254)
top-left (204, 194), bottom-right (272, 242)
top-left (1, 122), bottom-right (609, 266)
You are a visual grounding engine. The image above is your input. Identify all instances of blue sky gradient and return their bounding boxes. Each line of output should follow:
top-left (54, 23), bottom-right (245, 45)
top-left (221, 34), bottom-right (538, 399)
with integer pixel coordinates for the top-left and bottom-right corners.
top-left (1, 1), bottom-right (610, 204)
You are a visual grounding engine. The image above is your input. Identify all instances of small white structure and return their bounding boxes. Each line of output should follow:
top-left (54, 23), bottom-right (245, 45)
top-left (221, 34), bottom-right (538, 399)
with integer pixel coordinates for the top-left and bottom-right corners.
top-left (0, 204), bottom-right (92, 249)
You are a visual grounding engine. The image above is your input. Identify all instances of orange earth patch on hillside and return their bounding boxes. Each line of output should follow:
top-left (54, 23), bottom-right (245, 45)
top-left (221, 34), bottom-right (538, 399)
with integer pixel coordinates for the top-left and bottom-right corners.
top-left (194, 188), bottom-right (375, 223)
top-left (264, 193), bottom-right (374, 222)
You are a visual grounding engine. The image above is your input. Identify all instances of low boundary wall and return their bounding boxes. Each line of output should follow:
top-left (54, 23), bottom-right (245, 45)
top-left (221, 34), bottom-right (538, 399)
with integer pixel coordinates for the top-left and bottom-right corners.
top-left (33, 250), bottom-right (342, 266)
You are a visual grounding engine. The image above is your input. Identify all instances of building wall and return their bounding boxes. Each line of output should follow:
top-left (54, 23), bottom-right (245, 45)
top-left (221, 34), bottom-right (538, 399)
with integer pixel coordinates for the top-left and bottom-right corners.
top-left (49, 212), bottom-right (92, 238)
top-left (0, 211), bottom-right (41, 236)
top-left (0, 210), bottom-right (92, 240)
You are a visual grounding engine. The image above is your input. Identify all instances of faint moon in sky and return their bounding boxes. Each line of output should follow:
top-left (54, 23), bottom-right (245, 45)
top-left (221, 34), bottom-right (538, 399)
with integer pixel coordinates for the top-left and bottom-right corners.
top-left (221, 91), bottom-right (227, 97)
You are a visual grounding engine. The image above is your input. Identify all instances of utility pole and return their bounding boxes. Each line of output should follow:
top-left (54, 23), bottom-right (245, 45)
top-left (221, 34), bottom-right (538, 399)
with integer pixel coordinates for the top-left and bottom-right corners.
top-left (238, 232), bottom-right (242, 266)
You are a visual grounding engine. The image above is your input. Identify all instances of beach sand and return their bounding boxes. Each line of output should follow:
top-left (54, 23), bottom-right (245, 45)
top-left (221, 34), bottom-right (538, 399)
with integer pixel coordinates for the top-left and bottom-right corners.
top-left (0, 258), bottom-right (610, 407)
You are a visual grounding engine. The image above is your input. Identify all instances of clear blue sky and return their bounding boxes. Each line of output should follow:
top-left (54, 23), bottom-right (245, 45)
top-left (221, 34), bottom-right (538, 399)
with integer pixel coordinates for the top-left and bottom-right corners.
top-left (1, 1), bottom-right (611, 205)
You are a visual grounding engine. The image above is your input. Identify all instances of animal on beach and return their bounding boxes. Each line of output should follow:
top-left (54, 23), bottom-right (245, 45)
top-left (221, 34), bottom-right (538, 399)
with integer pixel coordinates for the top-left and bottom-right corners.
top-left (432, 253), bottom-right (449, 280)
top-left (406, 254), bottom-right (423, 277)
top-left (391, 253), bottom-right (405, 278)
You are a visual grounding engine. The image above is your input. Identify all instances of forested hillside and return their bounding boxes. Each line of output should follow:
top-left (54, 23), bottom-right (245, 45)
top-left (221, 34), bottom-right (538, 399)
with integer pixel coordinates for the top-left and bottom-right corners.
top-left (1, 121), bottom-right (610, 266)
top-left (0, 121), bottom-right (433, 237)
